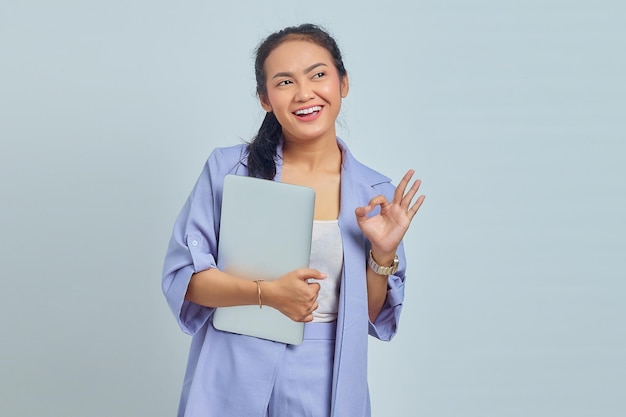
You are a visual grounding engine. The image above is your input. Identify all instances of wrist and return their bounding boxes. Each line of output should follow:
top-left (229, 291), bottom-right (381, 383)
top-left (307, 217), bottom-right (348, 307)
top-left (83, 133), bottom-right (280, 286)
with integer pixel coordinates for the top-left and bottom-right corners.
top-left (253, 279), bottom-right (264, 308)
top-left (257, 280), bottom-right (276, 309)
top-left (369, 249), bottom-right (396, 266)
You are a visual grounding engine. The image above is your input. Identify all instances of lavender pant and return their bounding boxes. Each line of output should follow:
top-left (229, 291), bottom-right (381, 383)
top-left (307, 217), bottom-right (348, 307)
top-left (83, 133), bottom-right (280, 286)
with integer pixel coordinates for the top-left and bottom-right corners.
top-left (267, 322), bottom-right (336, 417)
top-left (179, 321), bottom-right (336, 417)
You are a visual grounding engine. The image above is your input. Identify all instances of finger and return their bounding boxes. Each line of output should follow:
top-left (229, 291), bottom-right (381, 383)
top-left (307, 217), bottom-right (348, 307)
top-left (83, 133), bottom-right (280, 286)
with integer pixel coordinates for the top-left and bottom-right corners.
top-left (355, 195), bottom-right (389, 218)
top-left (297, 269), bottom-right (327, 281)
top-left (303, 303), bottom-right (319, 322)
top-left (408, 194), bottom-right (426, 218)
top-left (368, 195), bottom-right (389, 209)
top-left (307, 281), bottom-right (321, 294)
top-left (306, 274), bottom-right (327, 282)
top-left (393, 169), bottom-right (415, 204)
top-left (354, 205), bottom-right (370, 219)
top-left (400, 179), bottom-right (422, 210)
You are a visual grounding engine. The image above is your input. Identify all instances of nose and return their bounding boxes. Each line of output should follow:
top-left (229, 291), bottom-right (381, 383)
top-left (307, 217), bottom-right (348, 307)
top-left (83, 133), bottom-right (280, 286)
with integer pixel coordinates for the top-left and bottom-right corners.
top-left (295, 82), bottom-right (315, 102)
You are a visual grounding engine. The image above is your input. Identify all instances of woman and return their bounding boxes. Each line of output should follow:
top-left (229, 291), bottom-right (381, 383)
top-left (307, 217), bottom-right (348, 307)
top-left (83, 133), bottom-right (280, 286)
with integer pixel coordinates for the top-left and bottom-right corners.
top-left (162, 23), bottom-right (425, 417)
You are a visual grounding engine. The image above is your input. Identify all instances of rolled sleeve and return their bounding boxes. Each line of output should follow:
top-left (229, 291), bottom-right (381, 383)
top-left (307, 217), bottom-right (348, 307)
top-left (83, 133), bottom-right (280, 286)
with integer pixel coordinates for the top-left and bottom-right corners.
top-left (186, 233), bottom-right (215, 272)
top-left (162, 150), bottom-right (229, 335)
top-left (162, 216), bottom-right (219, 335)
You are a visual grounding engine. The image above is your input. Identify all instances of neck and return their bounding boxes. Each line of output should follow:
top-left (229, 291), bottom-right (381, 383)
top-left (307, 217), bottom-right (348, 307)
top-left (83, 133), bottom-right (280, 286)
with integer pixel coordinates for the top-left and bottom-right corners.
top-left (282, 135), bottom-right (341, 173)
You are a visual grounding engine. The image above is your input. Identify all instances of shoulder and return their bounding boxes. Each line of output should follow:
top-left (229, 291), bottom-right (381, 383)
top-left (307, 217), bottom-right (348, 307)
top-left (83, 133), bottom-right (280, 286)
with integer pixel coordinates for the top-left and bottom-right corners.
top-left (204, 143), bottom-right (250, 175)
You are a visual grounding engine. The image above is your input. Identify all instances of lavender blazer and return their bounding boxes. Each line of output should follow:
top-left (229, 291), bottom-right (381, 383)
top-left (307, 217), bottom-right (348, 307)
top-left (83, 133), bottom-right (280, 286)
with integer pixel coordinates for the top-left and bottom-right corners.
top-left (162, 138), bottom-right (407, 417)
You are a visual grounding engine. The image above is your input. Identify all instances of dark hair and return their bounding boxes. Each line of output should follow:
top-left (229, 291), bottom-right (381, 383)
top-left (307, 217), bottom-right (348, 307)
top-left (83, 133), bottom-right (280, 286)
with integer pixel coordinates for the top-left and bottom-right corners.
top-left (247, 23), bottom-right (348, 179)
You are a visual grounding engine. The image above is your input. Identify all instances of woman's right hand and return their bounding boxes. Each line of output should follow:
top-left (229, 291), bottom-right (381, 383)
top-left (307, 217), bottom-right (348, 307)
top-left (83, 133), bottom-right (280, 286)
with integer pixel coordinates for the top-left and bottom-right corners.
top-left (263, 268), bottom-right (327, 322)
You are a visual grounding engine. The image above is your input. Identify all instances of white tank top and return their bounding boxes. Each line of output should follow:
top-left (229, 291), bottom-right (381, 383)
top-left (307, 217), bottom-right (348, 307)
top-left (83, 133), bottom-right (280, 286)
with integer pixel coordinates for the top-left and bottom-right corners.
top-left (309, 220), bottom-right (343, 322)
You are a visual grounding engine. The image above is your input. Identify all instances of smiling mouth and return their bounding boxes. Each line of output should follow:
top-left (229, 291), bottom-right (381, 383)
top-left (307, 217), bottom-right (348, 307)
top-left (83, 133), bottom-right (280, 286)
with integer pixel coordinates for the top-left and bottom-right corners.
top-left (293, 105), bottom-right (323, 117)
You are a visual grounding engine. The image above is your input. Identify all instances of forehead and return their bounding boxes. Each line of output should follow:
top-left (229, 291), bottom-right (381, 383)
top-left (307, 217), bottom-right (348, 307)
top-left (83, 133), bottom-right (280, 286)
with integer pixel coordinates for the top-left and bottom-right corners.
top-left (264, 39), bottom-right (334, 73)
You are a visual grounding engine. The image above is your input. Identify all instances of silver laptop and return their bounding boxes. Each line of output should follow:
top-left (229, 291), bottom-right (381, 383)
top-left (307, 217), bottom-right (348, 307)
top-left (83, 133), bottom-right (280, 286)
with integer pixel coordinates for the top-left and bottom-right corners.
top-left (212, 174), bottom-right (315, 345)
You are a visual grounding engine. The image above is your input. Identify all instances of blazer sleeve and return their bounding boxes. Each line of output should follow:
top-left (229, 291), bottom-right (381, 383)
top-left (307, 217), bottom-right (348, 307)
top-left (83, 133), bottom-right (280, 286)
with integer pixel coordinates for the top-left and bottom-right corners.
top-left (367, 182), bottom-right (408, 341)
top-left (161, 149), bottom-right (228, 335)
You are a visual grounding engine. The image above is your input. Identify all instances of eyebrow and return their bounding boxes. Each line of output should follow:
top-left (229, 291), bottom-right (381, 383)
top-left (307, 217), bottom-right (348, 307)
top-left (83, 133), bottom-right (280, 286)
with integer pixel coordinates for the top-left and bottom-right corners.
top-left (271, 62), bottom-right (328, 79)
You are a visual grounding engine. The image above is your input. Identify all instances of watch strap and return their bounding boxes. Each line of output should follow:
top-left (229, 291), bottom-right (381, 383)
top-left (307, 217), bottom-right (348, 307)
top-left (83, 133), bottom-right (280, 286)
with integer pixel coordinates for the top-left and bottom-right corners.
top-left (367, 250), bottom-right (399, 275)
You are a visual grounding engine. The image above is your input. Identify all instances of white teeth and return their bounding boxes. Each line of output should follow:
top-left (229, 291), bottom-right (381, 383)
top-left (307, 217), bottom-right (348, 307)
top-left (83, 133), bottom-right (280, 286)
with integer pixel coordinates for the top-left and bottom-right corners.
top-left (294, 106), bottom-right (322, 115)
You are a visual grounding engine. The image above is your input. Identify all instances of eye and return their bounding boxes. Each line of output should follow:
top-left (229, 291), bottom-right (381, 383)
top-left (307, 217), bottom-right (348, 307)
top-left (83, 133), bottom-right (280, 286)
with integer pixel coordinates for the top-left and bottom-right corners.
top-left (312, 72), bottom-right (325, 79)
top-left (277, 79), bottom-right (293, 87)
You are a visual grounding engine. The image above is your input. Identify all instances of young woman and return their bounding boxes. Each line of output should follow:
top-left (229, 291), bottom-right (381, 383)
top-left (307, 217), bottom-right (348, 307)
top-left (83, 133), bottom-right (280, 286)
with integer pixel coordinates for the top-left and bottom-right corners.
top-left (162, 23), bottom-right (425, 417)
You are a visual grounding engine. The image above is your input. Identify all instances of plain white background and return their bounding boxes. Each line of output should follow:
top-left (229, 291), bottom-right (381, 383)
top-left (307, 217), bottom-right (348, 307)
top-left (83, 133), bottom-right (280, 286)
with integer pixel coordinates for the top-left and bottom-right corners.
top-left (1, 1), bottom-right (624, 416)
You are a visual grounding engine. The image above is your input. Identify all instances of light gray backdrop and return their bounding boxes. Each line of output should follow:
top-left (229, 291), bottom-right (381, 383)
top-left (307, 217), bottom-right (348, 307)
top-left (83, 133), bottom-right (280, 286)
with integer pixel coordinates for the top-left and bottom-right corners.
top-left (1, 1), bottom-right (624, 416)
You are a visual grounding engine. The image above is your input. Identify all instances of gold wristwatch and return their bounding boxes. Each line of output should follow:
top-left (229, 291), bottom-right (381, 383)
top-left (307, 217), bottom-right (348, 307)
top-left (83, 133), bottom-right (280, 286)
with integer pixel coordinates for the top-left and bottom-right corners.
top-left (367, 250), bottom-right (399, 275)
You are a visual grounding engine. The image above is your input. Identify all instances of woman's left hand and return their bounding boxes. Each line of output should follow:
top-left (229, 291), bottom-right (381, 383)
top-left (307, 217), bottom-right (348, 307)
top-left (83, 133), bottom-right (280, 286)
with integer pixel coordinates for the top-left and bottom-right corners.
top-left (355, 169), bottom-right (425, 256)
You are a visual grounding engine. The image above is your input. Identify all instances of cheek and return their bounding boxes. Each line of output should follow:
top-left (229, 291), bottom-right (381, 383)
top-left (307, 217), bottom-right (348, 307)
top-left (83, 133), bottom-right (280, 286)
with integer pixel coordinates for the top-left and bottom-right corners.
top-left (323, 79), bottom-right (343, 99)
top-left (265, 91), bottom-right (289, 111)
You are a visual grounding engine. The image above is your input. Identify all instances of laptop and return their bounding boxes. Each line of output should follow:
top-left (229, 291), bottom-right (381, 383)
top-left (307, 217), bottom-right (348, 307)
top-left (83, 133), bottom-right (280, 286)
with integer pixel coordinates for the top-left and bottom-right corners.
top-left (212, 174), bottom-right (315, 345)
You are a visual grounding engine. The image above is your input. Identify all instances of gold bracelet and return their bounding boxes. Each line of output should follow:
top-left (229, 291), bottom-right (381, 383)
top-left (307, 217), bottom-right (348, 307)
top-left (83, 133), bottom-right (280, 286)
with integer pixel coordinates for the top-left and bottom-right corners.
top-left (254, 280), bottom-right (264, 309)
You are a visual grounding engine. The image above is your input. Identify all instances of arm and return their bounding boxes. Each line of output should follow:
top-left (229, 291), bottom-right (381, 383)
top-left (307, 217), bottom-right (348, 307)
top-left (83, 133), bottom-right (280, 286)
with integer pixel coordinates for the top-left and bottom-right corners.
top-left (185, 267), bottom-right (327, 323)
top-left (355, 170), bottom-right (425, 323)
top-left (185, 268), bottom-right (259, 307)
top-left (365, 250), bottom-right (398, 322)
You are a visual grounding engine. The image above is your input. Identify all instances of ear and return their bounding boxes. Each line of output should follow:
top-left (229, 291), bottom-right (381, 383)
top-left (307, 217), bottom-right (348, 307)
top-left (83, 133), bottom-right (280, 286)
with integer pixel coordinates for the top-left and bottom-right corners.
top-left (340, 73), bottom-right (350, 98)
top-left (259, 94), bottom-right (272, 112)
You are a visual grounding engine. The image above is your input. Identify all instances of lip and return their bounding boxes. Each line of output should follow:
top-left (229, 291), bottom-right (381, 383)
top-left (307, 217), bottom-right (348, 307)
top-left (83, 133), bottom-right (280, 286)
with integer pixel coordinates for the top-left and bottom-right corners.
top-left (292, 105), bottom-right (324, 121)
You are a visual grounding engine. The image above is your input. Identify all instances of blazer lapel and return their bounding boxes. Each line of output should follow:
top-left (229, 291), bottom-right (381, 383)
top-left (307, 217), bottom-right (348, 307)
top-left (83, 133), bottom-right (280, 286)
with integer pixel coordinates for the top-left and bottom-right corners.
top-left (332, 140), bottom-right (386, 416)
